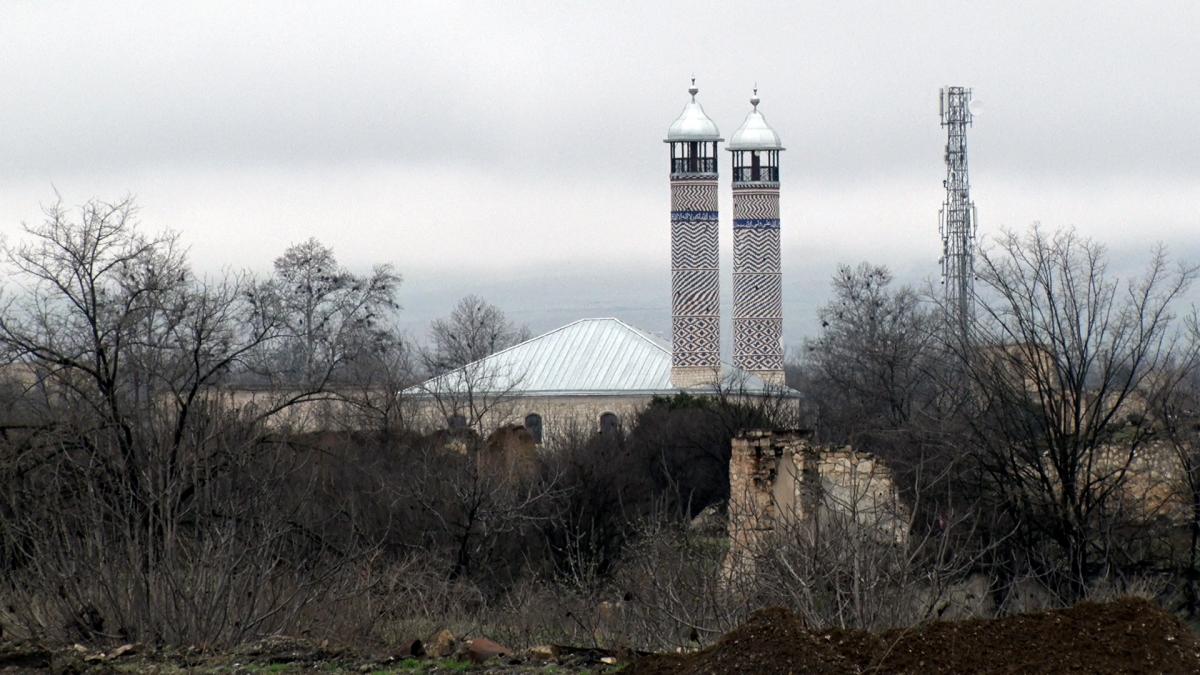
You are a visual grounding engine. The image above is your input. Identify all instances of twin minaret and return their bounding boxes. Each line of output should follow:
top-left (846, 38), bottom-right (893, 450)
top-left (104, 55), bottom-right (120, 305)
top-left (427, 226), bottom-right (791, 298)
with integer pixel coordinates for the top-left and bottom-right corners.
top-left (665, 80), bottom-right (785, 388)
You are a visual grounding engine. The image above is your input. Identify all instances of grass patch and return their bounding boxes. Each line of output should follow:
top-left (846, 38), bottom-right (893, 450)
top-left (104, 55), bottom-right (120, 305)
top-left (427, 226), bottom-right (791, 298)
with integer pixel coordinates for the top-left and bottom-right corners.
top-left (386, 658), bottom-right (474, 673)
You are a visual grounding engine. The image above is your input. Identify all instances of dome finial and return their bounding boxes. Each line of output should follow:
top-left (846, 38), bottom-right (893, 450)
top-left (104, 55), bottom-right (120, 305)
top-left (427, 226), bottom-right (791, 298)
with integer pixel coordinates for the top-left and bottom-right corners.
top-left (728, 86), bottom-right (783, 151)
top-left (666, 76), bottom-right (723, 143)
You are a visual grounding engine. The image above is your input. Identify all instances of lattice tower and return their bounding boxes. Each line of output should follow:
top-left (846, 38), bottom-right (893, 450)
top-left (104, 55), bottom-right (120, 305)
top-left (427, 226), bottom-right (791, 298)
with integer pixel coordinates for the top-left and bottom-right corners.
top-left (939, 86), bottom-right (977, 336)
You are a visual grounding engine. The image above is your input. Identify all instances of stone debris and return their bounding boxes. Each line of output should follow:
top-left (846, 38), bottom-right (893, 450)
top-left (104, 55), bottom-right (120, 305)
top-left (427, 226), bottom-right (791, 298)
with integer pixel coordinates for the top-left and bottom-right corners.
top-left (527, 644), bottom-right (558, 661)
top-left (108, 642), bottom-right (137, 659)
top-left (426, 627), bottom-right (457, 658)
top-left (463, 637), bottom-right (512, 663)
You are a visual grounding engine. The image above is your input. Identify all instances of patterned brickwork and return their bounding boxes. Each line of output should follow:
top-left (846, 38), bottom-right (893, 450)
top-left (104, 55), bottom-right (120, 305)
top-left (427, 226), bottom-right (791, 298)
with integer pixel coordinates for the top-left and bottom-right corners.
top-left (733, 191), bottom-right (779, 219)
top-left (733, 273), bottom-right (782, 318)
top-left (671, 316), bottom-right (720, 367)
top-left (673, 268), bottom-right (720, 316)
top-left (672, 221), bottom-right (719, 268)
top-left (732, 184), bottom-right (783, 379)
top-left (672, 182), bottom-right (719, 212)
top-left (734, 319), bottom-right (784, 371)
top-left (671, 178), bottom-right (720, 376)
top-left (733, 228), bottom-right (780, 273)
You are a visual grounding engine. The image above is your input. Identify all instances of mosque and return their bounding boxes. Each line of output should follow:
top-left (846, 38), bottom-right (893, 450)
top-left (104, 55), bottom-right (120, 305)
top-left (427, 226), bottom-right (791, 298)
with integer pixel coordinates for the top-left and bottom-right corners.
top-left (411, 81), bottom-right (796, 442)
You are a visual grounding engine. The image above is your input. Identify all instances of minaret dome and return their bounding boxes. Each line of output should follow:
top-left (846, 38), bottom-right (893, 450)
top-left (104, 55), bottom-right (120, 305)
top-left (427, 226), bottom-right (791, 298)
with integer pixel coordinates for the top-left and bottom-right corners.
top-left (728, 90), bottom-right (785, 151)
top-left (665, 79), bottom-right (723, 143)
top-left (729, 88), bottom-right (785, 183)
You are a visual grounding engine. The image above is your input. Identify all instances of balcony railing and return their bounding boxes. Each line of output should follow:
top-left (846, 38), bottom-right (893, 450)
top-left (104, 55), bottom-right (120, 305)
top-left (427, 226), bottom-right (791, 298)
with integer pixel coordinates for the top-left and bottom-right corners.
top-left (671, 158), bottom-right (717, 174)
top-left (732, 166), bottom-right (778, 182)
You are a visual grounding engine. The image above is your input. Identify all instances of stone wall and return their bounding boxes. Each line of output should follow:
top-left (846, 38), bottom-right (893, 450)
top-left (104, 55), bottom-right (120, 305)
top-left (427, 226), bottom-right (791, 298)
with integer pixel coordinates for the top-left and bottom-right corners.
top-left (407, 394), bottom-right (655, 444)
top-left (724, 429), bottom-right (909, 581)
top-left (204, 387), bottom-right (654, 441)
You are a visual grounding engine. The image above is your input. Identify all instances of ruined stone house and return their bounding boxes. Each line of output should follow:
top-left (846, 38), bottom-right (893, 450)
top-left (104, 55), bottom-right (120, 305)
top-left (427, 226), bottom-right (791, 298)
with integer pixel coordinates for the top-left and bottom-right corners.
top-left (724, 429), bottom-right (909, 580)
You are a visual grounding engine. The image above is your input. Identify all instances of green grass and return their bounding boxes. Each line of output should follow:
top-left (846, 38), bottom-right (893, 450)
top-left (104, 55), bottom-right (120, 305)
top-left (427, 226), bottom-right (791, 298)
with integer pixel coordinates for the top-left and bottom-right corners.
top-left (385, 658), bottom-right (474, 673)
top-left (224, 664), bottom-right (300, 674)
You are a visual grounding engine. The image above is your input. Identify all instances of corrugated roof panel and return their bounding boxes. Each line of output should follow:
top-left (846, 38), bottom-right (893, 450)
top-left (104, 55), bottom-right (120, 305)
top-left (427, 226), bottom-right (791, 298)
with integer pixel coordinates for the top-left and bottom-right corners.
top-left (408, 317), bottom-right (782, 396)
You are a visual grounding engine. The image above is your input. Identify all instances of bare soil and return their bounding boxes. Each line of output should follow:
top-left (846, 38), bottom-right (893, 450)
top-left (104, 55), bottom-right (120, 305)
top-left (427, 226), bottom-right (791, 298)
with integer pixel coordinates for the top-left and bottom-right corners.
top-left (4, 598), bottom-right (1195, 673)
top-left (0, 635), bottom-right (621, 674)
top-left (630, 598), bottom-right (1200, 674)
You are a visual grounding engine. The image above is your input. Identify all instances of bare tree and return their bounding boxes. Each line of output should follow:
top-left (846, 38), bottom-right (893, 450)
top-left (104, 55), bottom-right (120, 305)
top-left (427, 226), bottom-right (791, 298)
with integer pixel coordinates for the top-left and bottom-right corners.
top-left (1149, 330), bottom-right (1200, 616)
top-left (413, 295), bottom-right (531, 433)
top-left (0, 198), bottom-right (373, 646)
top-left (266, 237), bottom-right (401, 386)
top-left (796, 263), bottom-right (942, 444)
top-left (425, 294), bottom-right (530, 375)
top-left (339, 329), bottom-right (421, 436)
top-left (958, 225), bottom-right (1197, 598)
top-left (0, 198), bottom-right (278, 520)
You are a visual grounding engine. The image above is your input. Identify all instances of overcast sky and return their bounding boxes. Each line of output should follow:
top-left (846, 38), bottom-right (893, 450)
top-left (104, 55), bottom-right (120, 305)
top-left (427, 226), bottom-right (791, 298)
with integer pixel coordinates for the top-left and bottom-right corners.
top-left (1, 1), bottom-right (1197, 349)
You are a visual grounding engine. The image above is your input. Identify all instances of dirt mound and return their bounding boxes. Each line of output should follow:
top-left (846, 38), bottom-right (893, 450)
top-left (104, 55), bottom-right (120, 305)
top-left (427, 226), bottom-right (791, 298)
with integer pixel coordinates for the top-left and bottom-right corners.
top-left (632, 598), bottom-right (1200, 674)
top-left (631, 607), bottom-right (854, 675)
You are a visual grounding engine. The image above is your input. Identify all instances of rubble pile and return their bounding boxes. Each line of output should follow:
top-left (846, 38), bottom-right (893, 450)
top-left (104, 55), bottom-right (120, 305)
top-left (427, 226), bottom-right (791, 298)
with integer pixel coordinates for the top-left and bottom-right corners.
top-left (631, 598), bottom-right (1200, 674)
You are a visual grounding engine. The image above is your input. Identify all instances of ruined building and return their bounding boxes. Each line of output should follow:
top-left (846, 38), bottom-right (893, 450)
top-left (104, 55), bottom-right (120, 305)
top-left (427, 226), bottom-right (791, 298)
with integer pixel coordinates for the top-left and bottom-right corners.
top-left (724, 430), bottom-right (909, 580)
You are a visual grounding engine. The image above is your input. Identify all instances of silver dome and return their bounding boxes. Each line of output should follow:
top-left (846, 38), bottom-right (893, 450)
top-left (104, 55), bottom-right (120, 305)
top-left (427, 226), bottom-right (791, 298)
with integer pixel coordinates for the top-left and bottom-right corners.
top-left (728, 91), bottom-right (784, 151)
top-left (664, 79), bottom-right (723, 143)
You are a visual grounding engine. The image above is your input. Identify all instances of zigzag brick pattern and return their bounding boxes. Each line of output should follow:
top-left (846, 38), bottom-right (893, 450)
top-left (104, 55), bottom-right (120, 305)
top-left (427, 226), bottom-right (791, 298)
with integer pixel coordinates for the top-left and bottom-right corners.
top-left (672, 221), bottom-right (719, 268)
top-left (672, 182), bottom-right (718, 211)
top-left (733, 274), bottom-right (782, 318)
top-left (733, 228), bottom-right (780, 273)
top-left (671, 178), bottom-right (720, 371)
top-left (732, 184), bottom-right (783, 377)
top-left (673, 268), bottom-right (720, 315)
top-left (733, 191), bottom-right (779, 219)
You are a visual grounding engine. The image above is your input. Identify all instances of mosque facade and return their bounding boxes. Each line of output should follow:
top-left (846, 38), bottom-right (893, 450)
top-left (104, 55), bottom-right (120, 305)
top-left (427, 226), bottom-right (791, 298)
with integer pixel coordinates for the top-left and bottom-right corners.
top-left (408, 81), bottom-right (793, 441)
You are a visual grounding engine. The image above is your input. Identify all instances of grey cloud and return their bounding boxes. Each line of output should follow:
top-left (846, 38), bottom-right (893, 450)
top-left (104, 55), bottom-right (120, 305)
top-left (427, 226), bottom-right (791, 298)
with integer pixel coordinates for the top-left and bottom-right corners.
top-left (1, 0), bottom-right (1197, 345)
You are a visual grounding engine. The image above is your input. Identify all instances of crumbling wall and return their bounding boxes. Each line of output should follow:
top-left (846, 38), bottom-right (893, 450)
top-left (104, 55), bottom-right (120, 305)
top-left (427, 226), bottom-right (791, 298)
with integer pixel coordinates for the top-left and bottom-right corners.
top-left (724, 430), bottom-right (805, 579)
top-left (795, 446), bottom-right (909, 545)
top-left (724, 429), bottom-right (909, 582)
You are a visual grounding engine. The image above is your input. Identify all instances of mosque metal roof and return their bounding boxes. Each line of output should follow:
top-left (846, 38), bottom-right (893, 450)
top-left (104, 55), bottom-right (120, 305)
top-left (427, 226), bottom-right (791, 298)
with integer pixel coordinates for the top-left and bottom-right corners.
top-left (664, 80), bottom-right (723, 143)
top-left (728, 90), bottom-right (785, 151)
top-left (408, 317), bottom-right (789, 397)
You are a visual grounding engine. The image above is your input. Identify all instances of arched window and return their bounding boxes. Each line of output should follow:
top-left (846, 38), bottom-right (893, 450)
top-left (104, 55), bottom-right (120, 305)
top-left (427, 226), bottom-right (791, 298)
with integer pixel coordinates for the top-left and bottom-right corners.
top-left (599, 412), bottom-right (620, 436)
top-left (524, 413), bottom-right (543, 444)
top-left (448, 414), bottom-right (467, 432)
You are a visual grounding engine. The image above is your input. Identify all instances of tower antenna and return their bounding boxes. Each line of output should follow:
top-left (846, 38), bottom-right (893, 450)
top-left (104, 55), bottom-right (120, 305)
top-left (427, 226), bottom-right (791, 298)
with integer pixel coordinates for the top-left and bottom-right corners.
top-left (938, 86), bottom-right (977, 337)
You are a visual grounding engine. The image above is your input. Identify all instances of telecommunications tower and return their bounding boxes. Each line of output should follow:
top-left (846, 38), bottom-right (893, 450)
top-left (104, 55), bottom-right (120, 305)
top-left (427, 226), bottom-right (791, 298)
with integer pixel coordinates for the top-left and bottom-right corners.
top-left (938, 86), bottom-right (977, 335)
